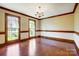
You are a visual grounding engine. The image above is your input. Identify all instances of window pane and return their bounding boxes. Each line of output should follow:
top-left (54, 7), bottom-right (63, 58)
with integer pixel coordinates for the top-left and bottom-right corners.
top-left (7, 16), bottom-right (19, 41)
top-left (29, 20), bottom-right (35, 28)
top-left (29, 20), bottom-right (35, 37)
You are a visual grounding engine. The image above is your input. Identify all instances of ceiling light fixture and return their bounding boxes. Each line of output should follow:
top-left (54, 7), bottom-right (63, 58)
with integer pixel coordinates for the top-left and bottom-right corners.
top-left (35, 6), bottom-right (44, 18)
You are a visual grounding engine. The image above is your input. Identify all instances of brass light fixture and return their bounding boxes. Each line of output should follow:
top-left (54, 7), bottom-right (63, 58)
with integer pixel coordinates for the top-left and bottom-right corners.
top-left (35, 6), bottom-right (44, 18)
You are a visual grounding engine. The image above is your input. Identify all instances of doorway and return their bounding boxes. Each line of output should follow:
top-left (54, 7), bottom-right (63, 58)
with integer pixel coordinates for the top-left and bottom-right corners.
top-left (29, 20), bottom-right (36, 37)
top-left (6, 14), bottom-right (20, 42)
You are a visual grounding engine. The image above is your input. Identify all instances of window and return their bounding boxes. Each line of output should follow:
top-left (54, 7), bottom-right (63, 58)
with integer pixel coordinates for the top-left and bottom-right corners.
top-left (29, 20), bottom-right (36, 37)
top-left (7, 15), bottom-right (19, 41)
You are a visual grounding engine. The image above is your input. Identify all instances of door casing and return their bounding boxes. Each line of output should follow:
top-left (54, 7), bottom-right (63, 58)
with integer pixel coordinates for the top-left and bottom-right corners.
top-left (28, 19), bottom-right (36, 38)
top-left (5, 13), bottom-right (20, 44)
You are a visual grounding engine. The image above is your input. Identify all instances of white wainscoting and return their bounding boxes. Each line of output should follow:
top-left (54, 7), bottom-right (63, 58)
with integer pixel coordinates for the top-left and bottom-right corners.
top-left (0, 34), bottom-right (5, 44)
top-left (41, 32), bottom-right (74, 40)
top-left (20, 32), bottom-right (28, 40)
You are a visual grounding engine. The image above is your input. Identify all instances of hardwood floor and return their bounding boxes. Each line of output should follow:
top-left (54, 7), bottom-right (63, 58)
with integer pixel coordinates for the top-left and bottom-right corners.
top-left (0, 38), bottom-right (78, 56)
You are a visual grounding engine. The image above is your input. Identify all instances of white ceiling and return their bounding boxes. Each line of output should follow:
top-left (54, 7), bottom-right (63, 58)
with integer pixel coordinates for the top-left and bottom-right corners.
top-left (0, 3), bottom-right (75, 19)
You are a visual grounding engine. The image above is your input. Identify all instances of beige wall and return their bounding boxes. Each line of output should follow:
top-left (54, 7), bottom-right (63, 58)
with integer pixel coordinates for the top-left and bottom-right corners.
top-left (74, 4), bottom-right (79, 32)
top-left (41, 14), bottom-right (74, 31)
top-left (0, 9), bottom-right (5, 44)
top-left (41, 14), bottom-right (74, 40)
top-left (0, 8), bottom-right (40, 44)
top-left (0, 10), bottom-right (5, 32)
top-left (74, 4), bottom-right (79, 48)
top-left (20, 16), bottom-right (29, 31)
